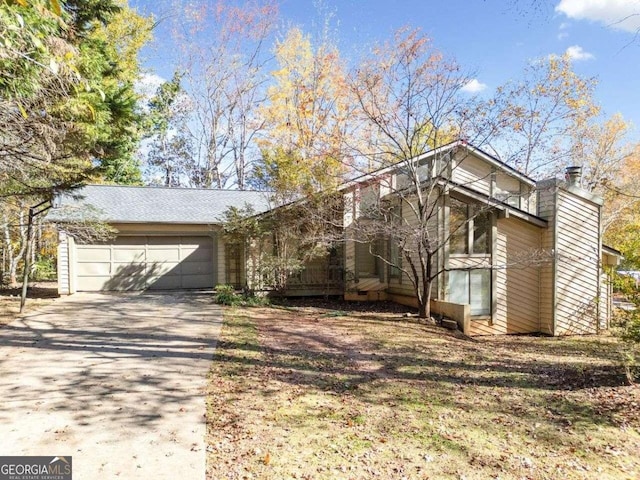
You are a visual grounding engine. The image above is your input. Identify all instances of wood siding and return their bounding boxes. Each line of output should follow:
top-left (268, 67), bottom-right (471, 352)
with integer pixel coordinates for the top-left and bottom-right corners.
top-left (537, 184), bottom-right (556, 335)
top-left (57, 232), bottom-right (70, 295)
top-left (452, 154), bottom-right (492, 195)
top-left (469, 217), bottom-right (541, 335)
top-left (554, 190), bottom-right (601, 335)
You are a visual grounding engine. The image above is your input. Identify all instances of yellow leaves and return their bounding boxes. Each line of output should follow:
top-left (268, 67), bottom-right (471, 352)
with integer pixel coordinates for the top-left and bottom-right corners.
top-left (49, 0), bottom-right (61, 17)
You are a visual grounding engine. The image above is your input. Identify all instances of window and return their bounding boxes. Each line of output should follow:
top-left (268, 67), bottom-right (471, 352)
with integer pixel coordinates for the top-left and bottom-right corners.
top-left (355, 239), bottom-right (379, 278)
top-left (388, 238), bottom-right (401, 278)
top-left (388, 204), bottom-right (402, 279)
top-left (448, 269), bottom-right (491, 316)
top-left (450, 198), bottom-right (469, 254)
top-left (449, 197), bottom-right (491, 255)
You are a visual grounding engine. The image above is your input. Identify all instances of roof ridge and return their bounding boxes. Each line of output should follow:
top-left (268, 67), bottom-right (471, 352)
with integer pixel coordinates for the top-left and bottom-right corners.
top-left (81, 184), bottom-right (273, 194)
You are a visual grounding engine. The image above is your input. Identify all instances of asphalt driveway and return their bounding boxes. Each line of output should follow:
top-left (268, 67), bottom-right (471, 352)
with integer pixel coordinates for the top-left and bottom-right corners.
top-left (0, 292), bottom-right (222, 479)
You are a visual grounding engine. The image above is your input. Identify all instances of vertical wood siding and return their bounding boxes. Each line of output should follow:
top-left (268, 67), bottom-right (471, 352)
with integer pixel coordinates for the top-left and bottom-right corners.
top-left (554, 190), bottom-right (601, 334)
top-left (57, 232), bottom-right (70, 295)
top-left (470, 217), bottom-right (541, 335)
top-left (537, 185), bottom-right (556, 335)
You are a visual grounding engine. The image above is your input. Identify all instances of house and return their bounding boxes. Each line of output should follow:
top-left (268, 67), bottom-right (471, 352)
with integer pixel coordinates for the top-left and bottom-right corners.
top-left (50, 142), bottom-right (621, 336)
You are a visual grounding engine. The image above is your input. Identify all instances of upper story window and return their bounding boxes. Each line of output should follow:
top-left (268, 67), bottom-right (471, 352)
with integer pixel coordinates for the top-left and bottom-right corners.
top-left (450, 197), bottom-right (491, 255)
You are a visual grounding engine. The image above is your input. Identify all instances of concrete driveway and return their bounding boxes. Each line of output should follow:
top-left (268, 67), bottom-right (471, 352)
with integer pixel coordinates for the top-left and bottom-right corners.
top-left (0, 292), bottom-right (222, 479)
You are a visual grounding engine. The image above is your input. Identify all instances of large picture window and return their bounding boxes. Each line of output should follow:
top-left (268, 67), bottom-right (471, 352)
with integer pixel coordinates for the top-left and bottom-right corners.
top-left (448, 269), bottom-right (491, 316)
top-left (449, 197), bottom-right (491, 255)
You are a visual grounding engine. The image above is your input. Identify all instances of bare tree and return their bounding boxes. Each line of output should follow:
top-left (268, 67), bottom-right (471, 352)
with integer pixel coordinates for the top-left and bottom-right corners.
top-left (341, 28), bottom-right (505, 319)
top-left (171, 0), bottom-right (278, 189)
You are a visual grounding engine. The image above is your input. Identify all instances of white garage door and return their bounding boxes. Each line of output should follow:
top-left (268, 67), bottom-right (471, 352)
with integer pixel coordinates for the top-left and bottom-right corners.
top-left (75, 236), bottom-right (214, 291)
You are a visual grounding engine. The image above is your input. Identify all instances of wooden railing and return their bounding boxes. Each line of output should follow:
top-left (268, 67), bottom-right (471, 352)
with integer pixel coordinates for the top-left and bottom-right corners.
top-left (285, 265), bottom-right (343, 290)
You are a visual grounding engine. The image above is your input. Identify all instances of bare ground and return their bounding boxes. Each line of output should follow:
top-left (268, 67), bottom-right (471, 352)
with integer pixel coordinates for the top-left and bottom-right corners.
top-left (0, 281), bottom-right (59, 325)
top-left (206, 300), bottom-right (640, 480)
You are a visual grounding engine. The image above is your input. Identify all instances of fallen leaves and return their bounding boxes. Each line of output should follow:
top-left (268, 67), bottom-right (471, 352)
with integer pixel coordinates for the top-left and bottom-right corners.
top-left (205, 301), bottom-right (640, 480)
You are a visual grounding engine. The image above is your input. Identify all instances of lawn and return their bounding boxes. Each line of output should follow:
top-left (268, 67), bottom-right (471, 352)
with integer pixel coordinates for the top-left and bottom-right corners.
top-left (206, 300), bottom-right (640, 480)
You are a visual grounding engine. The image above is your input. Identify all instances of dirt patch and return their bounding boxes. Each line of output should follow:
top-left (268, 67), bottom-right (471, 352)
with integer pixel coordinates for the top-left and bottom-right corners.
top-left (206, 299), bottom-right (640, 479)
top-left (0, 281), bottom-right (59, 325)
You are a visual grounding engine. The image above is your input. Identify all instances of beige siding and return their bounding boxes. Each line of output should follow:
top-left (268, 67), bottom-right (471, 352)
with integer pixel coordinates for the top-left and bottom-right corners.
top-left (600, 273), bottom-right (610, 330)
top-left (57, 232), bottom-right (70, 295)
top-left (452, 154), bottom-right (492, 195)
top-left (478, 217), bottom-right (541, 335)
top-left (537, 185), bottom-right (556, 335)
top-left (554, 190), bottom-right (601, 334)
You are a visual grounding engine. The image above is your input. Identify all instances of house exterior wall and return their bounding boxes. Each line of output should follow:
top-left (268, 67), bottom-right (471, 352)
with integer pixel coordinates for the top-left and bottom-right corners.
top-left (452, 153), bottom-right (492, 195)
top-left (537, 182), bottom-right (604, 335)
top-left (57, 231), bottom-right (70, 295)
top-left (554, 189), bottom-right (602, 334)
top-left (469, 217), bottom-right (541, 335)
top-left (537, 182), bottom-right (556, 335)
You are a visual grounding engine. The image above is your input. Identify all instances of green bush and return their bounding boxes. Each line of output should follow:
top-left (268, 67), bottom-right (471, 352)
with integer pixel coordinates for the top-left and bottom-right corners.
top-left (31, 256), bottom-right (57, 281)
top-left (213, 284), bottom-right (270, 307)
top-left (612, 274), bottom-right (640, 383)
top-left (214, 284), bottom-right (243, 306)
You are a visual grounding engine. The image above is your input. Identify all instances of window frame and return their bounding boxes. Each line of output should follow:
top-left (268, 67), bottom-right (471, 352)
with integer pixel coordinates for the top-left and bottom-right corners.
top-left (449, 197), bottom-right (492, 257)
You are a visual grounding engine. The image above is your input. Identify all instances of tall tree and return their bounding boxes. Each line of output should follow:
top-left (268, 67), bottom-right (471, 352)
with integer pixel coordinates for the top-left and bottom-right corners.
top-left (143, 73), bottom-right (192, 186)
top-left (346, 28), bottom-right (488, 319)
top-left (0, 0), bottom-right (153, 197)
top-left (0, 0), bottom-right (151, 288)
top-left (256, 27), bottom-right (352, 199)
top-left (492, 54), bottom-right (599, 176)
top-left (172, 0), bottom-right (278, 189)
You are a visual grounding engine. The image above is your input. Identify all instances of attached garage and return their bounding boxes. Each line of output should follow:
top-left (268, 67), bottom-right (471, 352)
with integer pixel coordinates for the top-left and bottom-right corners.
top-left (75, 236), bottom-right (214, 291)
top-left (49, 185), bottom-right (271, 295)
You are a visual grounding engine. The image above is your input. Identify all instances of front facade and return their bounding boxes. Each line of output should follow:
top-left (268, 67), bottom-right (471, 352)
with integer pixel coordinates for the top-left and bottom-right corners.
top-left (51, 143), bottom-right (619, 336)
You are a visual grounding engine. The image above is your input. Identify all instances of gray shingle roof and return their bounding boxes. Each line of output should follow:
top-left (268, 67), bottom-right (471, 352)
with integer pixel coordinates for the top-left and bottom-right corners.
top-left (47, 185), bottom-right (273, 224)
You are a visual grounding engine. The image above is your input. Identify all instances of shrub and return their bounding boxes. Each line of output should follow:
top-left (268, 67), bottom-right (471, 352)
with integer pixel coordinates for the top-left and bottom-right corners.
top-left (612, 274), bottom-right (640, 383)
top-left (31, 256), bottom-right (57, 281)
top-left (213, 284), bottom-right (271, 307)
top-left (214, 284), bottom-right (243, 306)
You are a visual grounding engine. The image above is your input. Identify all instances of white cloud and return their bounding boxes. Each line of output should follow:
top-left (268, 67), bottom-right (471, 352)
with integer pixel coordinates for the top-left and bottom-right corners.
top-left (461, 78), bottom-right (488, 93)
top-left (565, 45), bottom-right (595, 60)
top-left (556, 0), bottom-right (640, 33)
top-left (135, 73), bottom-right (167, 100)
top-left (557, 31), bottom-right (569, 40)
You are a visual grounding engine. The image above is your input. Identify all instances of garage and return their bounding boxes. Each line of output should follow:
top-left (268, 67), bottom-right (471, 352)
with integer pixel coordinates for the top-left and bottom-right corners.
top-left (50, 184), bottom-right (271, 295)
top-left (75, 235), bottom-right (214, 291)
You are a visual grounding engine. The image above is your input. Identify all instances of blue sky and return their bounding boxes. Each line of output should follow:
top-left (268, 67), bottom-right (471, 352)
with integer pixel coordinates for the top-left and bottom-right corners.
top-left (131, 0), bottom-right (640, 139)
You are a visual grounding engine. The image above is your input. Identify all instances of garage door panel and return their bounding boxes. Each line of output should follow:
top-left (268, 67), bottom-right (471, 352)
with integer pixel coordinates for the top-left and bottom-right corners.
top-left (77, 247), bottom-right (111, 263)
top-left (147, 249), bottom-right (180, 262)
top-left (181, 248), bottom-right (212, 262)
top-left (149, 262), bottom-right (180, 275)
top-left (78, 276), bottom-right (111, 291)
top-left (76, 235), bottom-right (214, 291)
top-left (182, 274), bottom-right (214, 289)
top-left (181, 262), bottom-right (212, 275)
top-left (115, 236), bottom-right (146, 246)
top-left (148, 275), bottom-right (183, 290)
top-left (113, 249), bottom-right (145, 262)
top-left (77, 262), bottom-right (111, 276)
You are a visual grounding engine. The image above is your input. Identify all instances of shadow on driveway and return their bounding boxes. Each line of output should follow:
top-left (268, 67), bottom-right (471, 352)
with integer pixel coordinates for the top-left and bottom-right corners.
top-left (0, 292), bottom-right (222, 480)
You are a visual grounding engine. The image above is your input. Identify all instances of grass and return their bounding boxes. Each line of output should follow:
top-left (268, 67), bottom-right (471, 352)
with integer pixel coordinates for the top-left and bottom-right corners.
top-left (205, 301), bottom-right (640, 480)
